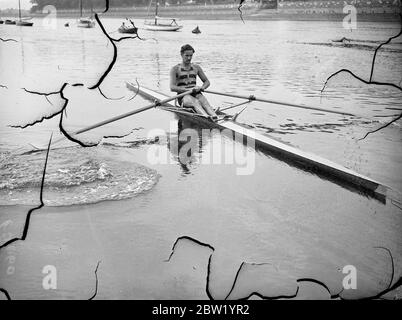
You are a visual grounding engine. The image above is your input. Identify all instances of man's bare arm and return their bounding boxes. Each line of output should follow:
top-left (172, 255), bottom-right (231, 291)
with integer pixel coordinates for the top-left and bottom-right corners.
top-left (197, 65), bottom-right (210, 91)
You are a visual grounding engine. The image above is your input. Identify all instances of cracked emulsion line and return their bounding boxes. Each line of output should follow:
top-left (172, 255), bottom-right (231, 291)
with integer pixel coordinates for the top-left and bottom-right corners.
top-left (0, 134), bottom-right (52, 250)
top-left (224, 262), bottom-right (278, 300)
top-left (0, 134), bottom-right (53, 299)
top-left (238, 0), bottom-right (246, 24)
top-left (374, 247), bottom-right (395, 290)
top-left (1, 0), bottom-right (142, 300)
top-left (10, 85), bottom-right (68, 129)
top-left (164, 236), bottom-right (215, 262)
top-left (205, 254), bottom-right (215, 300)
top-left (321, 14), bottom-right (402, 140)
top-left (14, 6), bottom-right (144, 147)
top-left (88, 13), bottom-right (142, 91)
top-left (97, 87), bottom-right (124, 101)
top-left (88, 261), bottom-right (101, 300)
top-left (0, 38), bottom-right (17, 43)
top-left (167, 236), bottom-right (402, 300)
top-left (0, 288), bottom-right (11, 300)
top-left (164, 236), bottom-right (216, 299)
top-left (21, 87), bottom-right (55, 106)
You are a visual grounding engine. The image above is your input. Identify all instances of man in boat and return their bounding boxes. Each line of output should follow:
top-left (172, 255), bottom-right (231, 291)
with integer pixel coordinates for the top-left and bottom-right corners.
top-left (170, 44), bottom-right (218, 121)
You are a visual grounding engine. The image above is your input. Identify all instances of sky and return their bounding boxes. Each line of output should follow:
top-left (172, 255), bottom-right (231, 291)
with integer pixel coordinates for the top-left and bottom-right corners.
top-left (0, 0), bottom-right (32, 10)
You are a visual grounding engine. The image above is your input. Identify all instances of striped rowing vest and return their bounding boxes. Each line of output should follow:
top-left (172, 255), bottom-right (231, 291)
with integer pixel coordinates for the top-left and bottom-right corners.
top-left (176, 64), bottom-right (197, 89)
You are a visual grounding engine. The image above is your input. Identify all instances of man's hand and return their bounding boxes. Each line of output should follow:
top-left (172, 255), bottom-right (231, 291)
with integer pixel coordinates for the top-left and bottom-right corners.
top-left (191, 86), bottom-right (203, 94)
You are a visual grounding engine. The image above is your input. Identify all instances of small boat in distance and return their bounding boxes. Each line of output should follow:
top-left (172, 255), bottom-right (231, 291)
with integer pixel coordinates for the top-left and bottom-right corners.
top-left (192, 26), bottom-right (201, 34)
top-left (143, 1), bottom-right (182, 32)
top-left (16, 0), bottom-right (33, 26)
top-left (5, 19), bottom-right (16, 25)
top-left (118, 19), bottom-right (138, 34)
top-left (0, 19), bottom-right (4, 24)
top-left (76, 0), bottom-right (95, 28)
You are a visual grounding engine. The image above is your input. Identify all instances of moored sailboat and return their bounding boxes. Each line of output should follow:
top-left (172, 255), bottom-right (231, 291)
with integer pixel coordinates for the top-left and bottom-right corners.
top-left (143, 1), bottom-right (182, 32)
top-left (76, 0), bottom-right (95, 28)
top-left (15, 0), bottom-right (33, 26)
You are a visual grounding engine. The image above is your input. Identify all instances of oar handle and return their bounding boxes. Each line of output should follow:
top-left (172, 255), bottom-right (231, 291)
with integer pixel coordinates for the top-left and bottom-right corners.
top-left (204, 90), bottom-right (356, 117)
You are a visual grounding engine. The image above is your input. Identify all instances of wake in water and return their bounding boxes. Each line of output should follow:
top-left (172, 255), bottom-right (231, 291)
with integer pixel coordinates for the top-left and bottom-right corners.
top-left (296, 40), bottom-right (402, 53)
top-left (0, 147), bottom-right (160, 206)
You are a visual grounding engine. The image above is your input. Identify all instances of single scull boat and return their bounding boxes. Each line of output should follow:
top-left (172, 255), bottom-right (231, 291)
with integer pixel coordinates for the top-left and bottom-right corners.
top-left (126, 82), bottom-right (392, 203)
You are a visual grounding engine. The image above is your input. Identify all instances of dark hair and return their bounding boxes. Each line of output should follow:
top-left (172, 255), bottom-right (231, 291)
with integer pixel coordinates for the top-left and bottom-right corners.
top-left (180, 44), bottom-right (195, 54)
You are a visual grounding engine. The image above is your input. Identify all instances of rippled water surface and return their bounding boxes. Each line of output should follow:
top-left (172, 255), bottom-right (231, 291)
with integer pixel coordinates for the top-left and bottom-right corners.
top-left (0, 17), bottom-right (401, 300)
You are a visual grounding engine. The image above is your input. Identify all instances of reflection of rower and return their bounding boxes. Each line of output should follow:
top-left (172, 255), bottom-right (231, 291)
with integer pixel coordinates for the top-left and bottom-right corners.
top-left (169, 119), bottom-right (206, 175)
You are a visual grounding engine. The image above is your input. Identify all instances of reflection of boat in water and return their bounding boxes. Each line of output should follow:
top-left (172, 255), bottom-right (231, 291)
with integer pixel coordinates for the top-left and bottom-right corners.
top-left (16, 0), bottom-right (33, 26)
top-left (143, 1), bottom-right (182, 31)
top-left (126, 82), bottom-right (392, 203)
top-left (76, 0), bottom-right (95, 28)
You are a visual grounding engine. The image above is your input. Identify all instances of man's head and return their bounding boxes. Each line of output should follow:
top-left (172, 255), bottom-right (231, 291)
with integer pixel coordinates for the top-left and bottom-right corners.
top-left (180, 44), bottom-right (195, 65)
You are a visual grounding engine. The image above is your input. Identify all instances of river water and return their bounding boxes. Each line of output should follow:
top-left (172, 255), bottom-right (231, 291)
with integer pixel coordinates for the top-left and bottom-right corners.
top-left (0, 17), bottom-right (401, 299)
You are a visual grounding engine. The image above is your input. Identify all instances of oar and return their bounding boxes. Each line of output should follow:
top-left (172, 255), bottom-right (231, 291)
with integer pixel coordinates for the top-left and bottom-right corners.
top-left (204, 90), bottom-right (357, 117)
top-left (27, 89), bottom-right (193, 152)
top-left (218, 100), bottom-right (251, 112)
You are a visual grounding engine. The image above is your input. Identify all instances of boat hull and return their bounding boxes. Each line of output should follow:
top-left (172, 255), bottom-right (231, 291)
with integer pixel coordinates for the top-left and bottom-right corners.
top-left (5, 20), bottom-right (16, 25)
top-left (118, 26), bottom-right (137, 34)
top-left (126, 82), bottom-right (392, 202)
top-left (16, 21), bottom-right (33, 26)
top-left (77, 19), bottom-right (95, 28)
top-left (143, 24), bottom-right (182, 31)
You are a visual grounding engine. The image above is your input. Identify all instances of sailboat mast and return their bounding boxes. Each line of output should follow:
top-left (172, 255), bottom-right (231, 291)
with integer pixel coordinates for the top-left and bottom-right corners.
top-left (18, 0), bottom-right (22, 20)
top-left (80, 0), bottom-right (83, 18)
top-left (154, 2), bottom-right (158, 25)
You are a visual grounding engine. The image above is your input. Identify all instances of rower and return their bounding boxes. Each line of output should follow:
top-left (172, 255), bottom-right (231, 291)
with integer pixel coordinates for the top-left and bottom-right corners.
top-left (170, 44), bottom-right (219, 121)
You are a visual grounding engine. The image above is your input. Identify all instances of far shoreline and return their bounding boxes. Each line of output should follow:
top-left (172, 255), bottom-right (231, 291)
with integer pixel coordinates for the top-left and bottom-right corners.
top-left (9, 7), bottom-right (401, 23)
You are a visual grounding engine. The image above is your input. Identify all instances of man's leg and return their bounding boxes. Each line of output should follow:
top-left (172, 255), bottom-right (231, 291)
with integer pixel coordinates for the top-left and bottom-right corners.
top-left (182, 95), bottom-right (208, 116)
top-left (196, 93), bottom-right (217, 117)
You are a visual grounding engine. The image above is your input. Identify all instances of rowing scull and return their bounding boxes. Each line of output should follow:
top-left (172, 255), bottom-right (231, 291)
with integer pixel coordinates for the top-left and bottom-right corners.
top-left (126, 82), bottom-right (392, 203)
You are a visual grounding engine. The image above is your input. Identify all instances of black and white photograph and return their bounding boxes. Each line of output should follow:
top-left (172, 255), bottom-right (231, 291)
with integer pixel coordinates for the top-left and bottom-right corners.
top-left (0, 0), bottom-right (401, 306)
